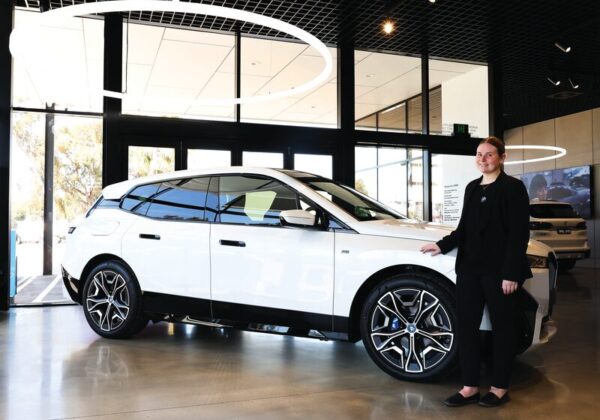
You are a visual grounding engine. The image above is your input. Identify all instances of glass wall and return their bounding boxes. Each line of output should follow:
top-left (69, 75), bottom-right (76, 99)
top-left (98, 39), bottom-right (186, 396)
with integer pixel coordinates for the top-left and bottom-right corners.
top-left (294, 154), bottom-right (333, 178)
top-left (354, 147), bottom-right (377, 197)
top-left (128, 146), bottom-right (176, 179)
top-left (187, 149), bottom-right (231, 169)
top-left (10, 112), bottom-right (102, 304)
top-left (12, 10), bottom-right (104, 112)
top-left (355, 146), bottom-right (423, 219)
top-left (407, 149), bottom-right (423, 220)
top-left (122, 23), bottom-right (236, 120)
top-left (355, 51), bottom-right (421, 132)
top-left (53, 116), bottom-right (103, 272)
top-left (240, 38), bottom-right (337, 127)
top-left (429, 59), bottom-right (488, 137)
top-left (242, 151), bottom-right (284, 168)
top-left (10, 112), bottom-right (45, 279)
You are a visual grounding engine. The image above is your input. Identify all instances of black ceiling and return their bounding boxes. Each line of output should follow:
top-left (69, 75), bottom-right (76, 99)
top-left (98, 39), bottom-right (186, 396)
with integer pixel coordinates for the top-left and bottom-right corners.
top-left (14, 0), bottom-right (600, 130)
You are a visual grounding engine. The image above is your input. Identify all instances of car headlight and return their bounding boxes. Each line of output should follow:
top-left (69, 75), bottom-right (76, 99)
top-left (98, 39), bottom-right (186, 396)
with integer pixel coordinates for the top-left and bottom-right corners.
top-left (527, 254), bottom-right (548, 268)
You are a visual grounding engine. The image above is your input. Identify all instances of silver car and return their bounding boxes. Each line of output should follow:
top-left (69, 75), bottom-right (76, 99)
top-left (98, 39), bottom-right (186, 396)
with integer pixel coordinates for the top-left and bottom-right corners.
top-left (529, 200), bottom-right (590, 271)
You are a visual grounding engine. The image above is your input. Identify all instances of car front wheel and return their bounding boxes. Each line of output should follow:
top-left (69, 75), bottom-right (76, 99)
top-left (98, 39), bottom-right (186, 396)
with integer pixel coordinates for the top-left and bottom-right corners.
top-left (82, 261), bottom-right (147, 339)
top-left (360, 273), bottom-right (457, 382)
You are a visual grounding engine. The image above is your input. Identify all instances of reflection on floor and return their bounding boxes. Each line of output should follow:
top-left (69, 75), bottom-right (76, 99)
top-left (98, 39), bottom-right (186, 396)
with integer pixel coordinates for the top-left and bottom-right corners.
top-left (12, 274), bottom-right (74, 305)
top-left (0, 267), bottom-right (599, 419)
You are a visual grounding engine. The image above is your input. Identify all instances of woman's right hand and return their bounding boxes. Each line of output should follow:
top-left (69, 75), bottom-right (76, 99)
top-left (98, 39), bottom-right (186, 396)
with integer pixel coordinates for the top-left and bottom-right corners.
top-left (420, 243), bottom-right (442, 256)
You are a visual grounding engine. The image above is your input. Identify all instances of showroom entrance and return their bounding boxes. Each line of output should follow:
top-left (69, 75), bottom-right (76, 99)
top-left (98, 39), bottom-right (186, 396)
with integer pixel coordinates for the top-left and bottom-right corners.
top-left (10, 110), bottom-right (102, 305)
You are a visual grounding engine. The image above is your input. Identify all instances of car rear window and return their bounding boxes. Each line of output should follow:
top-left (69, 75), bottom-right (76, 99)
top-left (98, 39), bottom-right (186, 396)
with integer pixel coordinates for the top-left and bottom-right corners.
top-left (530, 204), bottom-right (579, 219)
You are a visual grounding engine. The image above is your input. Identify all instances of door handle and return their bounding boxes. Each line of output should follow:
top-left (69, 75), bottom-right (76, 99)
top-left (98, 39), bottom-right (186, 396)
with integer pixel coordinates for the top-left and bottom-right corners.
top-left (219, 239), bottom-right (246, 247)
top-left (139, 233), bottom-right (161, 240)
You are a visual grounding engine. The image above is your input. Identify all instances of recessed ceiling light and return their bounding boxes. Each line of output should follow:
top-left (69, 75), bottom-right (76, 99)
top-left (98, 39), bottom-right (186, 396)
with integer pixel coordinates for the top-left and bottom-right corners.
top-left (429, 0), bottom-right (437, 3)
top-left (250, 61), bottom-right (261, 66)
top-left (382, 19), bottom-right (395, 35)
top-left (366, 74), bottom-right (374, 78)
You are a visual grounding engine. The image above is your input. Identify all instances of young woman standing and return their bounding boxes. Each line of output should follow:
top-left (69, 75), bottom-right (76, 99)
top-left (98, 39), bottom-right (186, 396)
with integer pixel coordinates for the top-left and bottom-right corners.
top-left (420, 136), bottom-right (532, 407)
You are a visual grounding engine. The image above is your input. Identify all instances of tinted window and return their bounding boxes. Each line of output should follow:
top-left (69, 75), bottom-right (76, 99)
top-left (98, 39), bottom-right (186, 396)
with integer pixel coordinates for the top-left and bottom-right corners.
top-left (530, 204), bottom-right (579, 219)
top-left (218, 175), bottom-right (299, 225)
top-left (121, 183), bottom-right (161, 215)
top-left (145, 177), bottom-right (209, 221)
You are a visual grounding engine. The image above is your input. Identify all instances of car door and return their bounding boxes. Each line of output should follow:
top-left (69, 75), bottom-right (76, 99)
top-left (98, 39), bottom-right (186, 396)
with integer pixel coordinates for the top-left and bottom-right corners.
top-left (209, 175), bottom-right (335, 325)
top-left (121, 177), bottom-right (212, 304)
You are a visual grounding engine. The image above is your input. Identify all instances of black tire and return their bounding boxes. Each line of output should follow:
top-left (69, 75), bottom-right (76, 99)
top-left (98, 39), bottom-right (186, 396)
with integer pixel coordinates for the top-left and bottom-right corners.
top-left (360, 273), bottom-right (458, 382)
top-left (82, 261), bottom-right (147, 339)
top-left (558, 260), bottom-right (576, 272)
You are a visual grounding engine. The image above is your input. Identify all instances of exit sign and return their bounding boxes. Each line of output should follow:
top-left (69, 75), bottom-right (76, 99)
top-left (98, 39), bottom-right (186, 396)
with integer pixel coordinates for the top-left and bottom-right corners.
top-left (453, 123), bottom-right (470, 136)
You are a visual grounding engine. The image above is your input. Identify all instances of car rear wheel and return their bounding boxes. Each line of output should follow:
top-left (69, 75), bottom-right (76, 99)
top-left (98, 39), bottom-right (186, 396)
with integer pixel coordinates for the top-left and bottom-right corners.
top-left (82, 261), bottom-right (147, 339)
top-left (360, 273), bottom-right (458, 382)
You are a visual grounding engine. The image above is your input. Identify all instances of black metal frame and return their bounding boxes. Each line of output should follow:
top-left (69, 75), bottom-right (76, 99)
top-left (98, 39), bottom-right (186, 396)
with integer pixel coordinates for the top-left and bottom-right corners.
top-left (0, 1), bottom-right (13, 310)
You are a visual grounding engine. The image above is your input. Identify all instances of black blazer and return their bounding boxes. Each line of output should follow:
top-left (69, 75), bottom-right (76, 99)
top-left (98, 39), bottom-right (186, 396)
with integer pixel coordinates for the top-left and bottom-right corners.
top-left (436, 171), bottom-right (533, 284)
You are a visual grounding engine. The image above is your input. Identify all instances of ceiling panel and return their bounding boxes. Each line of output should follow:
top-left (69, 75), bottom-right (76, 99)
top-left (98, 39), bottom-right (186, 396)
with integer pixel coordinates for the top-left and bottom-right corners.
top-left (15, 0), bottom-right (600, 128)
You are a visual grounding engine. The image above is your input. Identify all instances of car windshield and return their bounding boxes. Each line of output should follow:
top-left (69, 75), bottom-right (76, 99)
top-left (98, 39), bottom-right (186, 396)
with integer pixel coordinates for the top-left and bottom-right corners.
top-left (293, 176), bottom-right (405, 221)
top-left (530, 203), bottom-right (579, 219)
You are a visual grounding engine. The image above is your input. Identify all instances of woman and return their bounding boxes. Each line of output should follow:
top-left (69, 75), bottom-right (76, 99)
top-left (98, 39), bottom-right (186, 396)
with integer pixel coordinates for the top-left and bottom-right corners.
top-left (421, 136), bottom-right (532, 408)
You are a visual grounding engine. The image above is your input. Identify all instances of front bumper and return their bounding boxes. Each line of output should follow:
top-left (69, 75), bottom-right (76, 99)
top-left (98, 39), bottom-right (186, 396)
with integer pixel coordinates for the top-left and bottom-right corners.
top-left (61, 266), bottom-right (82, 304)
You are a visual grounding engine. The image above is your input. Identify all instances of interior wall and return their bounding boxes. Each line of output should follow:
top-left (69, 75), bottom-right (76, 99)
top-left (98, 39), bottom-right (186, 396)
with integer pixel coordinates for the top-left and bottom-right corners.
top-left (441, 66), bottom-right (489, 138)
top-left (504, 107), bottom-right (600, 267)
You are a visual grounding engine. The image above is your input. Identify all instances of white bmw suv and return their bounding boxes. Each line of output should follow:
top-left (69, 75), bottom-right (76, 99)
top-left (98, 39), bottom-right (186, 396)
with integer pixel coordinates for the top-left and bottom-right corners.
top-left (62, 167), bottom-right (557, 381)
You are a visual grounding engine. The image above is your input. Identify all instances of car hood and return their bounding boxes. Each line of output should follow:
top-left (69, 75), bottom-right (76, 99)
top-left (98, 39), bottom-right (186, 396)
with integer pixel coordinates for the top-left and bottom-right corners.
top-left (353, 219), bottom-right (455, 241)
top-left (354, 219), bottom-right (554, 258)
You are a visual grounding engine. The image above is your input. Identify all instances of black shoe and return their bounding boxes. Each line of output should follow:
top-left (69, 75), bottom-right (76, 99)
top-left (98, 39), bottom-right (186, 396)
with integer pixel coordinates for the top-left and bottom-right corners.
top-left (443, 392), bottom-right (480, 407)
top-left (478, 392), bottom-right (510, 407)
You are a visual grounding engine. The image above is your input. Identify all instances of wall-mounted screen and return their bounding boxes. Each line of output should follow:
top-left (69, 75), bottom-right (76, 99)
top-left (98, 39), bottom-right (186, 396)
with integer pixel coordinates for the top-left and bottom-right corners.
top-left (520, 165), bottom-right (592, 219)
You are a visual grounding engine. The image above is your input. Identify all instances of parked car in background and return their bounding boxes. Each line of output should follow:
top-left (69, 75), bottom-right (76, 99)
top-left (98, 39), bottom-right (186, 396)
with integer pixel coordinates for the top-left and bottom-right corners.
top-left (62, 168), bottom-right (557, 382)
top-left (529, 200), bottom-right (590, 271)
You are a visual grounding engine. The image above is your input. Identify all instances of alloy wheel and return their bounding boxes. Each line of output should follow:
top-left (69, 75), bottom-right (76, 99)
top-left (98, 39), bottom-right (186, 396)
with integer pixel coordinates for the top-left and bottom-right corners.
top-left (85, 270), bottom-right (130, 332)
top-left (369, 288), bottom-right (454, 374)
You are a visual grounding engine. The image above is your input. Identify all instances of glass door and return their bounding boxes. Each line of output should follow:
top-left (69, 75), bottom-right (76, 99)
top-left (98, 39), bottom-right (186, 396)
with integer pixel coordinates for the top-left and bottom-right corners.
top-left (10, 112), bottom-right (102, 305)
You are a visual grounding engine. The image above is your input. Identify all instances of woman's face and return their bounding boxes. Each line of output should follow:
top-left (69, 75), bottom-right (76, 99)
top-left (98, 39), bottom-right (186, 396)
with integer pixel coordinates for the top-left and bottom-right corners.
top-left (476, 143), bottom-right (506, 174)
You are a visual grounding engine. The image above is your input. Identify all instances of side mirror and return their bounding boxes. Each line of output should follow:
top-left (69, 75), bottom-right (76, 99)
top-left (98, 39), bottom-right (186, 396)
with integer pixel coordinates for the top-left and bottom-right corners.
top-left (280, 209), bottom-right (316, 228)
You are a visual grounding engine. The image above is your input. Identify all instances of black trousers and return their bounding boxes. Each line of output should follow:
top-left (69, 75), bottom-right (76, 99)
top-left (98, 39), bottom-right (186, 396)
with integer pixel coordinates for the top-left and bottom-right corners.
top-left (456, 272), bottom-right (518, 389)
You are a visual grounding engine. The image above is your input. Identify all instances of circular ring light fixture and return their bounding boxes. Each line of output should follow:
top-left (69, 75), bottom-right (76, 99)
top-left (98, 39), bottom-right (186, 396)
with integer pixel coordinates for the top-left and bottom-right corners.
top-left (504, 145), bottom-right (567, 165)
top-left (9, 0), bottom-right (333, 106)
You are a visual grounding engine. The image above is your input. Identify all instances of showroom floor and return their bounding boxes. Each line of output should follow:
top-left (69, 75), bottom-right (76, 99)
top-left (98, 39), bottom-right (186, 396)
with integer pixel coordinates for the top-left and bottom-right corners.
top-left (0, 267), bottom-right (598, 420)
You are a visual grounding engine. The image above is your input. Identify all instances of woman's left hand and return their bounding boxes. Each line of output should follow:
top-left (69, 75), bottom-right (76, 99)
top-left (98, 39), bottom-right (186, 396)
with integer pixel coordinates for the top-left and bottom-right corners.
top-left (502, 280), bottom-right (518, 295)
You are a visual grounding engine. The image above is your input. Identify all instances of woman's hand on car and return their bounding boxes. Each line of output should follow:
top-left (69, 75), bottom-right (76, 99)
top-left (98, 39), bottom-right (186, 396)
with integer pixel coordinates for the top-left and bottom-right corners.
top-left (420, 243), bottom-right (442, 256)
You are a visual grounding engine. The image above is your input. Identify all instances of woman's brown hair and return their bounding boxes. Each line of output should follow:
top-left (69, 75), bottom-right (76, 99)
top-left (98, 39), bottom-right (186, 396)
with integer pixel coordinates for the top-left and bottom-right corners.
top-left (479, 136), bottom-right (505, 155)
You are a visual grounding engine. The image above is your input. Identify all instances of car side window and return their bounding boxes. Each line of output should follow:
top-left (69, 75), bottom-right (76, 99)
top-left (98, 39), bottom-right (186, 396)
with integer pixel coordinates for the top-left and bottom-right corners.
top-left (205, 177), bottom-right (219, 222)
top-left (217, 175), bottom-right (300, 226)
top-left (145, 177), bottom-right (210, 221)
top-left (121, 183), bottom-right (162, 215)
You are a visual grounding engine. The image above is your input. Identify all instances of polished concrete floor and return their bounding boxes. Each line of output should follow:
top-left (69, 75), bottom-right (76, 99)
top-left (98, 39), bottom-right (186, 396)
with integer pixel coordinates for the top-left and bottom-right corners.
top-left (1, 267), bottom-right (599, 420)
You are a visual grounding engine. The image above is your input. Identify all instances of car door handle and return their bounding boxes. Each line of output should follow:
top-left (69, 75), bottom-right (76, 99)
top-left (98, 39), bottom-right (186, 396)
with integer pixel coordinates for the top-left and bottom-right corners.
top-left (139, 233), bottom-right (161, 240)
top-left (219, 240), bottom-right (246, 247)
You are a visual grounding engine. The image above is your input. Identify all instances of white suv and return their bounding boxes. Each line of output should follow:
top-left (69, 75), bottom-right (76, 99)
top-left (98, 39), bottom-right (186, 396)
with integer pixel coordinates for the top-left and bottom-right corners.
top-left (62, 168), bottom-right (557, 381)
top-left (530, 200), bottom-right (590, 271)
